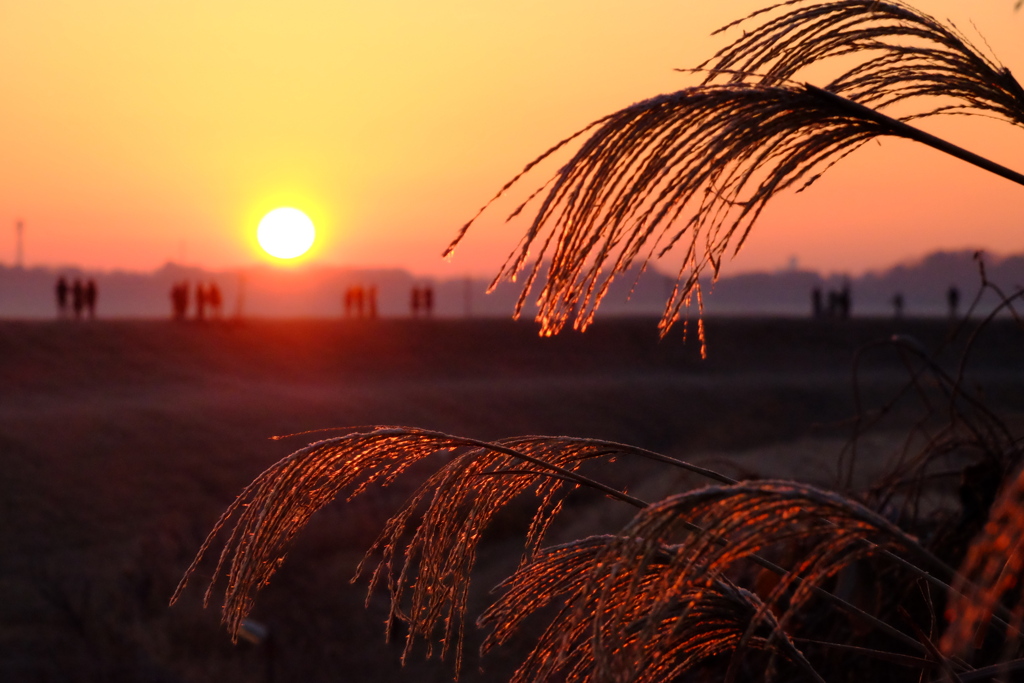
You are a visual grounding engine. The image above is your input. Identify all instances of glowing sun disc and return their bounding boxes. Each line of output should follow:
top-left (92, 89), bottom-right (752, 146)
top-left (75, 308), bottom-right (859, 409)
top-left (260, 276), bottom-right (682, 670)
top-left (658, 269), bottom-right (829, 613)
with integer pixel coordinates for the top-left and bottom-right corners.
top-left (257, 208), bottom-right (316, 259)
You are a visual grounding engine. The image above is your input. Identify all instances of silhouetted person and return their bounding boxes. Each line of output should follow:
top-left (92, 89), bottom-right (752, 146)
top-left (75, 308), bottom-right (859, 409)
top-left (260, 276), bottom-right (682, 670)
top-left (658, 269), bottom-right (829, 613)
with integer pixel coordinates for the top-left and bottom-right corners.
top-left (179, 281), bottom-right (190, 319)
top-left (72, 279), bottom-right (84, 320)
top-left (811, 287), bottom-right (823, 319)
top-left (892, 292), bottom-right (904, 319)
top-left (84, 279), bottom-right (97, 319)
top-left (947, 285), bottom-right (960, 319)
top-left (826, 290), bottom-right (839, 318)
top-left (423, 285), bottom-right (434, 317)
top-left (208, 282), bottom-right (223, 318)
top-left (171, 282), bottom-right (189, 320)
top-left (195, 283), bottom-right (207, 321)
top-left (353, 285), bottom-right (365, 318)
top-left (839, 284), bottom-right (851, 320)
top-left (343, 287), bottom-right (353, 318)
top-left (56, 277), bottom-right (69, 318)
top-left (367, 286), bottom-right (378, 320)
top-left (411, 286), bottom-right (422, 317)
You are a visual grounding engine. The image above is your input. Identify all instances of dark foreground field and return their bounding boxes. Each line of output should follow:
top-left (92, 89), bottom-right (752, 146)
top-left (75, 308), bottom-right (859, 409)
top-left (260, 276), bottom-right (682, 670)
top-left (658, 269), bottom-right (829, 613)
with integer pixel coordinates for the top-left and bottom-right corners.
top-left (1, 316), bottom-right (1022, 682)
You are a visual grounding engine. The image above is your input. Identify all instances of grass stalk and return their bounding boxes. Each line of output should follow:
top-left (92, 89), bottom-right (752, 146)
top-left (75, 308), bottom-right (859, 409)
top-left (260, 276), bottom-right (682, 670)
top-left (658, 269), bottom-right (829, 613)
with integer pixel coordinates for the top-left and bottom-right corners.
top-left (805, 84), bottom-right (1024, 188)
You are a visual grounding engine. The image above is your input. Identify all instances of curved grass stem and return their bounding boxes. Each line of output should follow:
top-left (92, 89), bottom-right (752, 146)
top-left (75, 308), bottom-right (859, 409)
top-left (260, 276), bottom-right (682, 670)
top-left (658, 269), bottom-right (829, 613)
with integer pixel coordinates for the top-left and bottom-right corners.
top-left (804, 84), bottom-right (1024, 188)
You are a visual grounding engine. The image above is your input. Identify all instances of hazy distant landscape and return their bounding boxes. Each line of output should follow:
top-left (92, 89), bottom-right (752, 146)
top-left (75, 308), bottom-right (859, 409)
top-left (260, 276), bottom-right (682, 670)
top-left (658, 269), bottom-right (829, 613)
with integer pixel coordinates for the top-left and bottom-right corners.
top-left (1, 249), bottom-right (1019, 320)
top-left (2, 314), bottom-right (1022, 681)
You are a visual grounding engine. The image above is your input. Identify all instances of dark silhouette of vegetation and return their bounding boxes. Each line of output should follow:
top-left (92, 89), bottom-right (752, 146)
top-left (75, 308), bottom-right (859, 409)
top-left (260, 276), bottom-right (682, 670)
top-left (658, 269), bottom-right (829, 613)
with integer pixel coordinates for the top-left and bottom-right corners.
top-left (176, 2), bottom-right (1024, 680)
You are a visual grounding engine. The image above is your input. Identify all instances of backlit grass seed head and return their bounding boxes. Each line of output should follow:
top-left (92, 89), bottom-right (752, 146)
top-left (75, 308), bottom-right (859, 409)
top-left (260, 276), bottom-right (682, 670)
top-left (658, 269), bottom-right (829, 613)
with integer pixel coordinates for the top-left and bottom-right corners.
top-left (943, 466), bottom-right (1024, 656)
top-left (481, 535), bottom-right (815, 683)
top-left (703, 0), bottom-right (1024, 125)
top-left (446, 0), bottom-right (1024, 341)
top-left (173, 428), bottom-right (714, 673)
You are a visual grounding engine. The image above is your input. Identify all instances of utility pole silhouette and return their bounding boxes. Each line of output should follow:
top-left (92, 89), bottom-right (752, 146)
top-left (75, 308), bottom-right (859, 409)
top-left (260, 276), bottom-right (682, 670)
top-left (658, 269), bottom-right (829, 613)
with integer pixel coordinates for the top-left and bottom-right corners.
top-left (15, 220), bottom-right (23, 268)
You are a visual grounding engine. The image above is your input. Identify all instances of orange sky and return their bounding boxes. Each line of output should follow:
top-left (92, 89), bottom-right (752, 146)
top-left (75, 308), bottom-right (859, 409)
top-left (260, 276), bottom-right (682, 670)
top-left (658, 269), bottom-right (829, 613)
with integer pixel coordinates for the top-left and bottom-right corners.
top-left (0, 1), bottom-right (1021, 278)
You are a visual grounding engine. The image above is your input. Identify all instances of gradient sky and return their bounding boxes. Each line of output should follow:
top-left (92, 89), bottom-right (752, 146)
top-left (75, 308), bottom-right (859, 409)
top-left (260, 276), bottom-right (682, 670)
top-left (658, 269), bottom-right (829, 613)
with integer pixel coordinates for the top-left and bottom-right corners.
top-left (0, 1), bottom-right (1021, 277)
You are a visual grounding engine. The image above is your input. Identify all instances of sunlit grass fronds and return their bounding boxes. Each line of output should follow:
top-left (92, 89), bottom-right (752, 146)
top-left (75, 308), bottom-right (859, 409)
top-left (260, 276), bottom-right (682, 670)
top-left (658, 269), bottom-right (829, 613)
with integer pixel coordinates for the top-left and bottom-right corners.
top-left (446, 0), bottom-right (1024, 340)
top-left (483, 481), bottom-right (937, 681)
top-left (171, 427), bottom-right (727, 671)
top-left (172, 427), bottom-right (471, 638)
top-left (703, 0), bottom-right (1024, 125)
top-left (481, 535), bottom-right (816, 683)
top-left (448, 83), bottom-right (919, 338)
top-left (585, 482), bottom-right (928, 671)
top-left (353, 435), bottom-right (643, 671)
top-left (943, 466), bottom-right (1024, 657)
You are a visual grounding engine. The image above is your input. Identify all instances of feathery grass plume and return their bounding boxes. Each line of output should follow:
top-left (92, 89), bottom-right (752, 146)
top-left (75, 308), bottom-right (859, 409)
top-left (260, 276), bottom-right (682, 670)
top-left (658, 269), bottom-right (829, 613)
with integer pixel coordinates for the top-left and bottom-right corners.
top-left (172, 427), bottom-right (728, 672)
top-left (171, 427), bottom-right (467, 637)
top-left (942, 466), bottom-right (1024, 657)
top-left (353, 434), bottom-right (643, 672)
top-left (176, 425), bottom-right (976, 679)
top-left (482, 481), bottom-right (939, 682)
top-left (446, 0), bottom-right (1024, 341)
top-left (598, 483), bottom-right (950, 679)
top-left (586, 481), bottom-right (941, 680)
top-left (448, 83), bottom-right (929, 340)
top-left (702, 0), bottom-right (1024, 125)
top-left (481, 535), bottom-right (818, 683)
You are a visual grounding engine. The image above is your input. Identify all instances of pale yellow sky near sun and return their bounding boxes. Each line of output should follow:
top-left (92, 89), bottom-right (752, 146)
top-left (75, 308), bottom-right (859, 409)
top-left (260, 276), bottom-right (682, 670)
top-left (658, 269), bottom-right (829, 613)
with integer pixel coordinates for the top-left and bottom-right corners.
top-left (0, 1), bottom-right (1020, 277)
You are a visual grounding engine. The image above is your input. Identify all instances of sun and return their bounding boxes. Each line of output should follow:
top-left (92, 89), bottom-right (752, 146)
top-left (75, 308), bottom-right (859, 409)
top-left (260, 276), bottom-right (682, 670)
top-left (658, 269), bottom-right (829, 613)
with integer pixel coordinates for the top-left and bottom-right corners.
top-left (257, 207), bottom-right (316, 259)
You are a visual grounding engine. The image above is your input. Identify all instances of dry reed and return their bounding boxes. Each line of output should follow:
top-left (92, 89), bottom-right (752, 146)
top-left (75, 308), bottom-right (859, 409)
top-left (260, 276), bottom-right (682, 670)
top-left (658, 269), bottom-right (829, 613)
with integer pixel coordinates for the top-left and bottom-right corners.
top-left (445, 0), bottom-right (1024, 341)
top-left (479, 478), bottom-right (931, 682)
top-left (175, 425), bottom-right (982, 680)
top-left (172, 428), bottom-right (728, 671)
top-left (944, 466), bottom-right (1024, 657)
top-left (481, 535), bottom-right (814, 682)
top-left (702, 0), bottom-right (1024, 124)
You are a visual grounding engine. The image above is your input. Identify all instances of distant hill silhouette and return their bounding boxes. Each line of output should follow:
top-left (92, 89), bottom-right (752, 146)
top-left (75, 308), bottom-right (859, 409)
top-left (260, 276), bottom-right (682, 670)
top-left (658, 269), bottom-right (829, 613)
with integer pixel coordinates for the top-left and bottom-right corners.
top-left (0, 250), bottom-right (1016, 319)
top-left (700, 250), bottom-right (1020, 317)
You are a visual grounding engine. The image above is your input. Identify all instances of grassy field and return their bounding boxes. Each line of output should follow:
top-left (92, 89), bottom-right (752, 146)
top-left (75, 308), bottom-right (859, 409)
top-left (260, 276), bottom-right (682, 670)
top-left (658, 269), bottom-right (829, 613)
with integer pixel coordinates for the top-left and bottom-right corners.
top-left (1, 316), bottom-right (1021, 682)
